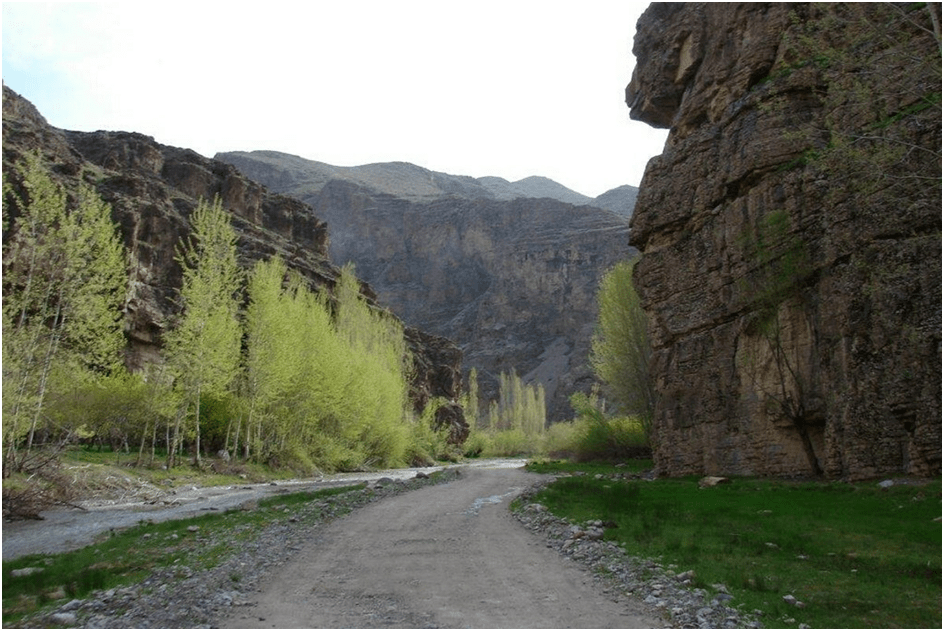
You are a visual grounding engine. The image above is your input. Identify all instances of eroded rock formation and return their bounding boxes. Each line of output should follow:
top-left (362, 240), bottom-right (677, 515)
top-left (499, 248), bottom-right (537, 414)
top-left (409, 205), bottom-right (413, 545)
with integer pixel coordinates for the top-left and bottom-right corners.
top-left (1, 86), bottom-right (464, 415)
top-left (218, 151), bottom-right (633, 422)
top-left (627, 3), bottom-right (941, 479)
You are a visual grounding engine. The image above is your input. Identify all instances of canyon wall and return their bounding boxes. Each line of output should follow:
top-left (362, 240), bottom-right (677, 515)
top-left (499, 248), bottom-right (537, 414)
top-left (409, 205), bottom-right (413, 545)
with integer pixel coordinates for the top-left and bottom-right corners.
top-left (1, 86), bottom-right (463, 414)
top-left (219, 151), bottom-right (632, 422)
top-left (627, 3), bottom-right (941, 479)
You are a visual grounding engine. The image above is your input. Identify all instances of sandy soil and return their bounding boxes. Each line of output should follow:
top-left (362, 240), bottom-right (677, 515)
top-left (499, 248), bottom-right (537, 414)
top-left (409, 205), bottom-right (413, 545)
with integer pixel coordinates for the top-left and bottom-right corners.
top-left (219, 466), bottom-right (662, 628)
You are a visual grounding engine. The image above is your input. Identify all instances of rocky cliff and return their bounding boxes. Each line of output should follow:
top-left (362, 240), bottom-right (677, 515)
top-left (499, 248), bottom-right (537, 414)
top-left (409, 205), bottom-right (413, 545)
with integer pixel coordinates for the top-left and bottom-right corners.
top-left (1, 86), bottom-right (464, 415)
top-left (218, 151), bottom-right (632, 422)
top-left (627, 3), bottom-right (941, 479)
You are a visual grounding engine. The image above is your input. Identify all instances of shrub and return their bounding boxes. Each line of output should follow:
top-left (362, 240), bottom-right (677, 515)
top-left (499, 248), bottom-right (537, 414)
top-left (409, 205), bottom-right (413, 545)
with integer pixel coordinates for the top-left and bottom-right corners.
top-left (541, 420), bottom-right (581, 459)
top-left (461, 429), bottom-right (489, 458)
top-left (572, 414), bottom-right (649, 462)
top-left (565, 392), bottom-right (650, 462)
top-left (481, 428), bottom-right (538, 457)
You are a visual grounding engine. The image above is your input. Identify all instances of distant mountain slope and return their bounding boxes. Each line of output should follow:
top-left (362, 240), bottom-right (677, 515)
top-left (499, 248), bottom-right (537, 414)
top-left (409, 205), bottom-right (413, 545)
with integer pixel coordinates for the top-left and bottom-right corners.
top-left (216, 150), bottom-right (635, 421)
top-left (215, 151), bottom-right (492, 202)
top-left (475, 175), bottom-right (592, 205)
top-left (219, 150), bottom-right (607, 207)
top-left (591, 184), bottom-right (639, 218)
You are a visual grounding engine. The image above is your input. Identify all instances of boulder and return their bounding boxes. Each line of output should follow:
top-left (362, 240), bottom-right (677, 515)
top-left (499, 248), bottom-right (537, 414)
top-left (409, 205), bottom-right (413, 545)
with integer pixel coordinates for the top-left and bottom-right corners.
top-left (698, 476), bottom-right (731, 489)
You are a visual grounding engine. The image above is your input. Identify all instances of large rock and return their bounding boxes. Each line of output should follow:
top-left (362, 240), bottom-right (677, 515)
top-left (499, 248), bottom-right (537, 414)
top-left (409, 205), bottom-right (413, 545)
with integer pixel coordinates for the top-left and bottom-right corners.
top-left (218, 151), bottom-right (632, 421)
top-left (1, 86), bottom-right (463, 412)
top-left (627, 3), bottom-right (941, 479)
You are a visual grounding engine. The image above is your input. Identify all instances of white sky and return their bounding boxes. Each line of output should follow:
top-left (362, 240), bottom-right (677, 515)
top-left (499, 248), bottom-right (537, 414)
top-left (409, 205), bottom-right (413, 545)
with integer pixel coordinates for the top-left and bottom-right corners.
top-left (1, 1), bottom-right (667, 197)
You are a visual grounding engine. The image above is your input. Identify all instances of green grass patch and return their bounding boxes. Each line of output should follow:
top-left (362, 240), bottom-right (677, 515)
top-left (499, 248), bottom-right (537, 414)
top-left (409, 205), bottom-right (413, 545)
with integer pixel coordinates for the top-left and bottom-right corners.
top-left (61, 445), bottom-right (299, 487)
top-left (256, 483), bottom-right (366, 509)
top-left (528, 465), bottom-right (941, 629)
top-left (2, 484), bottom-right (366, 625)
top-left (526, 458), bottom-right (653, 475)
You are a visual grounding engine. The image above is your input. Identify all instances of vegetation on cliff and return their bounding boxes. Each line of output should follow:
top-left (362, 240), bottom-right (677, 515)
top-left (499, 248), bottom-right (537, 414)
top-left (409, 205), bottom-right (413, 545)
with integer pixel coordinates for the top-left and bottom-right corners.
top-left (2, 156), bottom-right (459, 516)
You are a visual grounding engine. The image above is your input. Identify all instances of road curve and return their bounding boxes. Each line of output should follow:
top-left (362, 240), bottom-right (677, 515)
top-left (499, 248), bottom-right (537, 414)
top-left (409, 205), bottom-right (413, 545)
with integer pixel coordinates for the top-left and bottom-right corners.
top-left (219, 465), bottom-right (661, 628)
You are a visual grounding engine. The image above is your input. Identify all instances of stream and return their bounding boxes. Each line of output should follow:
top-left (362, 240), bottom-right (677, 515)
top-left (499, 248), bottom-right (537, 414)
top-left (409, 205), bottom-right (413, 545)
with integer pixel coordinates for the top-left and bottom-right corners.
top-left (2, 458), bottom-right (528, 561)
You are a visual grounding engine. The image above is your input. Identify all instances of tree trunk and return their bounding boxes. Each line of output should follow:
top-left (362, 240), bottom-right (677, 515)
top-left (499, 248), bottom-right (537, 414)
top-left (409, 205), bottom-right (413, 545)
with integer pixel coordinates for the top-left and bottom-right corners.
top-left (231, 416), bottom-right (241, 463)
top-left (150, 421), bottom-right (157, 467)
top-left (136, 421), bottom-right (149, 467)
top-left (26, 302), bottom-right (65, 458)
top-left (193, 388), bottom-right (202, 467)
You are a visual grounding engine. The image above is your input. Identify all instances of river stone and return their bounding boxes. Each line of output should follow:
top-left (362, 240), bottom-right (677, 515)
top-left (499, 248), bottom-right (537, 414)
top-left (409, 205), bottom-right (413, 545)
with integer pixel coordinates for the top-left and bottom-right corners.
top-left (49, 612), bottom-right (77, 625)
top-left (698, 476), bottom-right (731, 488)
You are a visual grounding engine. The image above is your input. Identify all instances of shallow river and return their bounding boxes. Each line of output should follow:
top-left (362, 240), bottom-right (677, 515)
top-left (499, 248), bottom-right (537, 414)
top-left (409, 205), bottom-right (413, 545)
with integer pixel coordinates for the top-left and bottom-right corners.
top-left (2, 458), bottom-right (528, 561)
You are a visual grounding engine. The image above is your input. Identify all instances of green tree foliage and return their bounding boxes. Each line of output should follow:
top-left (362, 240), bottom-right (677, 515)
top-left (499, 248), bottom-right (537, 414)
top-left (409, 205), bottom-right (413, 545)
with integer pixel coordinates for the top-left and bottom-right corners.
top-left (242, 255), bottom-right (299, 460)
top-left (2, 154), bottom-right (128, 475)
top-left (493, 369), bottom-right (545, 436)
top-left (565, 391), bottom-right (649, 461)
top-left (589, 258), bottom-right (654, 442)
top-left (332, 265), bottom-right (411, 468)
top-left (476, 369), bottom-right (545, 456)
top-left (460, 367), bottom-right (480, 428)
top-left (163, 196), bottom-right (242, 467)
top-left (241, 258), bottom-right (414, 472)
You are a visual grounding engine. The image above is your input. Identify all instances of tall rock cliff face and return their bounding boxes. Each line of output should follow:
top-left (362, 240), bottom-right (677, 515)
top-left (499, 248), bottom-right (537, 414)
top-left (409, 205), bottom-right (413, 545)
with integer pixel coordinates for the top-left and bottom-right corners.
top-left (627, 4), bottom-right (941, 479)
top-left (1, 86), bottom-right (463, 412)
top-left (218, 151), bottom-right (631, 422)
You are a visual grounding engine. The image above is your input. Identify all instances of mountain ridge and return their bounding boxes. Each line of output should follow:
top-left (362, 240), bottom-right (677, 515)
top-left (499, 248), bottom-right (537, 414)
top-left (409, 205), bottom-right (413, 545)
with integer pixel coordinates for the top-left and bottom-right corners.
top-left (216, 150), bottom-right (635, 422)
top-left (216, 149), bottom-right (636, 216)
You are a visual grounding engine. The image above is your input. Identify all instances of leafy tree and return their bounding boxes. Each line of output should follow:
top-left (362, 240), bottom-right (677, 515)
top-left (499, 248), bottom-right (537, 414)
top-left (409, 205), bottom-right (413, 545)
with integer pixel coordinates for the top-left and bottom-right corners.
top-left (495, 369), bottom-right (546, 437)
top-left (241, 258), bottom-right (416, 472)
top-left (589, 257), bottom-right (654, 443)
top-left (461, 367), bottom-right (480, 428)
top-left (242, 256), bottom-right (295, 460)
top-left (333, 265), bottom-right (412, 468)
top-left (2, 154), bottom-right (128, 475)
top-left (164, 196), bottom-right (242, 467)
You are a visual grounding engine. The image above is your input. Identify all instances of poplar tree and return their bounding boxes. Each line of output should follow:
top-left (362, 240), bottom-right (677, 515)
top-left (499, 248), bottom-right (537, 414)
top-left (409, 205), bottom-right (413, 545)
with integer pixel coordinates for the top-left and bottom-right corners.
top-left (589, 258), bottom-right (654, 440)
top-left (164, 196), bottom-right (242, 467)
top-left (462, 368), bottom-right (480, 428)
top-left (333, 265), bottom-right (411, 467)
top-left (2, 154), bottom-right (127, 475)
top-left (489, 369), bottom-right (545, 436)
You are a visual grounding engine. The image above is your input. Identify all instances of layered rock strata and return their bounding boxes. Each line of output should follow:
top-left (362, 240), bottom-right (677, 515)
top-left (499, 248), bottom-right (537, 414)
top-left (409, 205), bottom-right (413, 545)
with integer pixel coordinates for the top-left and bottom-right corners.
top-left (627, 3), bottom-right (941, 479)
top-left (219, 151), bottom-right (632, 422)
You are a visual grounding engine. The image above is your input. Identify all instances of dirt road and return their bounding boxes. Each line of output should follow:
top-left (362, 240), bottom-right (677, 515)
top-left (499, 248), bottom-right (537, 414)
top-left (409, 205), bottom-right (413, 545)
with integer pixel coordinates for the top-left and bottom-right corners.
top-left (220, 466), bottom-right (661, 628)
top-left (2, 462), bottom-right (465, 561)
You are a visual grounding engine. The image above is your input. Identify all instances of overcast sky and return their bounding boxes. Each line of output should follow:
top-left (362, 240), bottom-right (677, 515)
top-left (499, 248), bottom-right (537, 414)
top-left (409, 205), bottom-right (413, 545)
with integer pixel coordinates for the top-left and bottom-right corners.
top-left (2, 1), bottom-right (667, 198)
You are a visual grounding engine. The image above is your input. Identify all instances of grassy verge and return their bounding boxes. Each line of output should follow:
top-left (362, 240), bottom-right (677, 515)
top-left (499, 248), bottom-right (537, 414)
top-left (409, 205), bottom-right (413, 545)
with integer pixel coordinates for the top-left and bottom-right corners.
top-left (60, 445), bottom-right (302, 487)
top-left (526, 461), bottom-right (941, 629)
top-left (2, 483), bottom-right (367, 625)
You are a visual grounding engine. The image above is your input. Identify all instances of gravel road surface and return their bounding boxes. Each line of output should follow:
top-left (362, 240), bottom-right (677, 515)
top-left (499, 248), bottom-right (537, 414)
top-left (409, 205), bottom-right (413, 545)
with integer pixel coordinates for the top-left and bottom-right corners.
top-left (2, 461), bottom-right (498, 561)
top-left (219, 465), bottom-right (661, 628)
